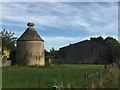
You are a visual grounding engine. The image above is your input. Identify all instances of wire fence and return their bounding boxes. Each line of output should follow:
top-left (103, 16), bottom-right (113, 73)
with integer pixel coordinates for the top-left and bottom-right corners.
top-left (82, 63), bottom-right (118, 88)
top-left (38, 63), bottom-right (119, 89)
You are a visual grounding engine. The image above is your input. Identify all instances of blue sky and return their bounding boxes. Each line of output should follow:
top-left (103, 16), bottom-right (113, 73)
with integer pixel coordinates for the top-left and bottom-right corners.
top-left (1, 1), bottom-right (119, 51)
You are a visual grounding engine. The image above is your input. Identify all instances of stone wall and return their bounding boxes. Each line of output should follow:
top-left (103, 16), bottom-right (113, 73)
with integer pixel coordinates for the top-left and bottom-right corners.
top-left (16, 41), bottom-right (45, 66)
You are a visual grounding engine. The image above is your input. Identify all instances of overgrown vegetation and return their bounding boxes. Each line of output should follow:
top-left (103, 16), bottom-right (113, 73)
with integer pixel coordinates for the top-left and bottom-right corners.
top-left (84, 63), bottom-right (119, 88)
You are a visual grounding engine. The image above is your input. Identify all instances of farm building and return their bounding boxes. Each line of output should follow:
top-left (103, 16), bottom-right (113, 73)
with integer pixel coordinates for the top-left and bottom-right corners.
top-left (16, 22), bottom-right (45, 66)
top-left (57, 37), bottom-right (112, 64)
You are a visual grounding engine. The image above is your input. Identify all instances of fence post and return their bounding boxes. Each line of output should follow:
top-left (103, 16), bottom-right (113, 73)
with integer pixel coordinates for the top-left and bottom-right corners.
top-left (91, 78), bottom-right (95, 88)
top-left (84, 73), bottom-right (88, 88)
top-left (98, 69), bottom-right (100, 81)
top-left (38, 80), bottom-right (40, 88)
top-left (98, 69), bottom-right (102, 86)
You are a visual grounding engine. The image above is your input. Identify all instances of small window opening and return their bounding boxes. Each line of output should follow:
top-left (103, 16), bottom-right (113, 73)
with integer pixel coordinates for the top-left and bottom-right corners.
top-left (39, 55), bottom-right (40, 61)
top-left (36, 56), bottom-right (37, 60)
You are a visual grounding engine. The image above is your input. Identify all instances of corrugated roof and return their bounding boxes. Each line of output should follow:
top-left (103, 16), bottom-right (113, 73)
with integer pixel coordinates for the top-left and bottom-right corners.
top-left (18, 22), bottom-right (44, 42)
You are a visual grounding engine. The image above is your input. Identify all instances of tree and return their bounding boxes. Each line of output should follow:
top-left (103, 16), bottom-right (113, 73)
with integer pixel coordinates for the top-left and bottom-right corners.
top-left (105, 37), bottom-right (120, 63)
top-left (90, 36), bottom-right (105, 44)
top-left (1, 29), bottom-right (17, 59)
top-left (45, 47), bottom-right (58, 65)
top-left (9, 49), bottom-right (16, 65)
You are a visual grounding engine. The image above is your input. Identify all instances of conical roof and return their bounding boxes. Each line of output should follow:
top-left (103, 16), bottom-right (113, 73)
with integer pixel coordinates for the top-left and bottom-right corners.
top-left (18, 22), bottom-right (44, 42)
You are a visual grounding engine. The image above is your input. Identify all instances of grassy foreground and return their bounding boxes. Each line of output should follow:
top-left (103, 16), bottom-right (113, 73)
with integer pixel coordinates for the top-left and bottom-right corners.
top-left (2, 64), bottom-right (118, 88)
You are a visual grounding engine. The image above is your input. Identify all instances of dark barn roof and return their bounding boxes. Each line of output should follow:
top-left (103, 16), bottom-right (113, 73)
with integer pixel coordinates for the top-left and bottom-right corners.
top-left (18, 22), bottom-right (44, 42)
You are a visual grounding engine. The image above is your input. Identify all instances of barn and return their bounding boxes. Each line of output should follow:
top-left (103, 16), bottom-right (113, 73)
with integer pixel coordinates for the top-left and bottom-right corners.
top-left (57, 37), bottom-right (112, 64)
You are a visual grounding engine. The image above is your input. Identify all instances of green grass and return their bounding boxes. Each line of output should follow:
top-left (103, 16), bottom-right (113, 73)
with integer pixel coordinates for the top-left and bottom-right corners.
top-left (2, 64), bottom-right (105, 88)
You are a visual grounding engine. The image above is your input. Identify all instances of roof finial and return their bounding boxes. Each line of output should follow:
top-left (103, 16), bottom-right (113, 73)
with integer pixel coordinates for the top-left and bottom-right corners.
top-left (27, 22), bottom-right (34, 27)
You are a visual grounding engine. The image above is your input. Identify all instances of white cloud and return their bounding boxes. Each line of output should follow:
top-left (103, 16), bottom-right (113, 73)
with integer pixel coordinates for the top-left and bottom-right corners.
top-left (2, 2), bottom-right (118, 33)
top-left (1, 2), bottom-right (118, 50)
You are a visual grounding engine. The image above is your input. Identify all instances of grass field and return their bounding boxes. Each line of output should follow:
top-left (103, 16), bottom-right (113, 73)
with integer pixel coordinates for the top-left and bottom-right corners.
top-left (2, 64), bottom-right (106, 88)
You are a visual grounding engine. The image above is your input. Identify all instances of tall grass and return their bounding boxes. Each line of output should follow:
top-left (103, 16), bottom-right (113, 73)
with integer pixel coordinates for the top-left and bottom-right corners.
top-left (82, 63), bottom-right (119, 88)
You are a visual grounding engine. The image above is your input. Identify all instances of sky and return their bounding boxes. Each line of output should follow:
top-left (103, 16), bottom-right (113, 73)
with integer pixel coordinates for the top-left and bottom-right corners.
top-left (1, 1), bottom-right (119, 51)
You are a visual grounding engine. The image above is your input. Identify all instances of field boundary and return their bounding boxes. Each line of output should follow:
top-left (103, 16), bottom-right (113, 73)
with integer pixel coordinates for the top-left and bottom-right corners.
top-left (48, 63), bottom-right (119, 89)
